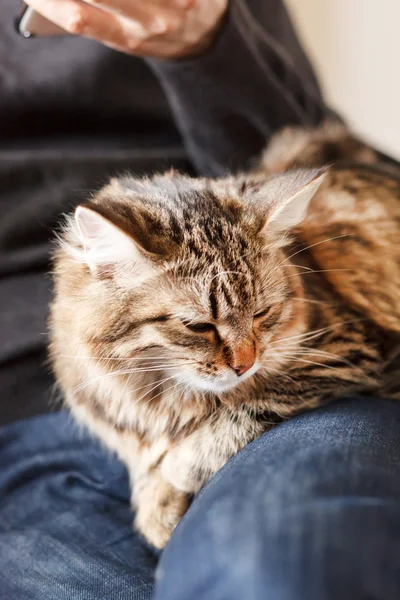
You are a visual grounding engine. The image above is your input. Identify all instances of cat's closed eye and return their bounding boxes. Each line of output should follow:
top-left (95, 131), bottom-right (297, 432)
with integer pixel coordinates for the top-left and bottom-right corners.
top-left (185, 322), bottom-right (215, 334)
top-left (254, 308), bottom-right (271, 320)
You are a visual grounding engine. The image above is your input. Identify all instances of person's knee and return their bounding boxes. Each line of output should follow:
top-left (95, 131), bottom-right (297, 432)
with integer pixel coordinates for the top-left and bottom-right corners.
top-left (155, 397), bottom-right (400, 600)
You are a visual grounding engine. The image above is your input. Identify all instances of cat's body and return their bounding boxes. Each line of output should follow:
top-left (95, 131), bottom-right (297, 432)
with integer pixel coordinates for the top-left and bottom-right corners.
top-left (50, 122), bottom-right (400, 548)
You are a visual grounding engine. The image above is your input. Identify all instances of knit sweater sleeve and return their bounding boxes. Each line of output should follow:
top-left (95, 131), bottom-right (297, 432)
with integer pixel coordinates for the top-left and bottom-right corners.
top-left (147, 0), bottom-right (327, 176)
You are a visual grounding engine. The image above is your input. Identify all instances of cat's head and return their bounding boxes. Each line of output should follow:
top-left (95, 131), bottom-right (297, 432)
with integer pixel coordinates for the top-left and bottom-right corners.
top-left (56, 169), bottom-right (325, 395)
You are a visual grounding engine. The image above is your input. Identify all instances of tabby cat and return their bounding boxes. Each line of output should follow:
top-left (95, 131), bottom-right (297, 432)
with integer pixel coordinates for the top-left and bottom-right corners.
top-left (50, 121), bottom-right (400, 548)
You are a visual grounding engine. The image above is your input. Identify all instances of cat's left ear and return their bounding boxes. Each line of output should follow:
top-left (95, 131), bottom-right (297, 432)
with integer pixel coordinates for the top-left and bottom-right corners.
top-left (256, 169), bottom-right (327, 233)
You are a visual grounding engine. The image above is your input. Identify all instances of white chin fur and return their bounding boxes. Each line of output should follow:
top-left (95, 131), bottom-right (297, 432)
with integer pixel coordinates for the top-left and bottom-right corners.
top-left (175, 363), bottom-right (260, 394)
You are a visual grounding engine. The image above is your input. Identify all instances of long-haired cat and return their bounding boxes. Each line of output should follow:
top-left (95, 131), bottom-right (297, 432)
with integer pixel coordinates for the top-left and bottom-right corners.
top-left (50, 121), bottom-right (400, 548)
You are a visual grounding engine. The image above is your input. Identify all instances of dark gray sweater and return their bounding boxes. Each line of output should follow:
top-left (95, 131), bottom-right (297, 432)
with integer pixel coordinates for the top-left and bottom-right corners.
top-left (0, 0), bottom-right (326, 424)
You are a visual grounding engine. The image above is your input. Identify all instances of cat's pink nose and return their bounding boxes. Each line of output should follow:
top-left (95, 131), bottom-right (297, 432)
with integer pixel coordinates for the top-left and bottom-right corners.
top-left (228, 343), bottom-right (256, 376)
top-left (232, 363), bottom-right (254, 376)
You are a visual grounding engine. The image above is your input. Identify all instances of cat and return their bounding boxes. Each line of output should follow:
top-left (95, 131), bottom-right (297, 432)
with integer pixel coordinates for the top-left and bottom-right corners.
top-left (50, 120), bottom-right (400, 549)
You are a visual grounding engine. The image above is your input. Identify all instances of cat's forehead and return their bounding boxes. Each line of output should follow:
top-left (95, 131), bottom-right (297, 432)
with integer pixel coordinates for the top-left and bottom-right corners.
top-left (113, 172), bottom-right (246, 225)
top-left (155, 183), bottom-right (268, 315)
top-left (170, 241), bottom-right (262, 320)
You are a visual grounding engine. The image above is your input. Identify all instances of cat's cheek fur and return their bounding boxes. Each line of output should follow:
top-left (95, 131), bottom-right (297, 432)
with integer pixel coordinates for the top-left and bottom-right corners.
top-left (266, 299), bottom-right (307, 354)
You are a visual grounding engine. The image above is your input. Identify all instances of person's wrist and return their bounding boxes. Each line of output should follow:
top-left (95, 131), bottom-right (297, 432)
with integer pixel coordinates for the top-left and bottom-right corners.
top-left (173, 0), bottom-right (228, 59)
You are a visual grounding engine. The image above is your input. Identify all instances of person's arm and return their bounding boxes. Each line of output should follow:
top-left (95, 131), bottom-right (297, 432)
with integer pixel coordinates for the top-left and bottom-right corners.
top-left (148, 0), bottom-right (327, 176)
top-left (24, 0), bottom-right (328, 176)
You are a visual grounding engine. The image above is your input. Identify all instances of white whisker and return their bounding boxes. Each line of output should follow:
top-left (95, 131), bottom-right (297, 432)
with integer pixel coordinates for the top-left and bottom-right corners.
top-left (291, 297), bottom-right (331, 306)
top-left (274, 234), bottom-right (351, 271)
top-left (278, 356), bottom-right (341, 371)
top-left (258, 365), bottom-right (297, 384)
top-left (130, 377), bottom-right (177, 406)
top-left (60, 354), bottom-right (191, 362)
top-left (282, 264), bottom-right (314, 272)
top-left (73, 365), bottom-right (195, 395)
top-left (283, 348), bottom-right (357, 367)
top-left (146, 381), bottom-right (181, 405)
top-left (127, 377), bottom-right (173, 397)
top-left (285, 268), bottom-right (355, 279)
top-left (268, 319), bottom-right (363, 348)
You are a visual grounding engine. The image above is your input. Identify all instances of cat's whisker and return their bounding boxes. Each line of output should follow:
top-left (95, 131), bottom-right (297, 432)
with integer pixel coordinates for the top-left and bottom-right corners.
top-left (291, 297), bottom-right (331, 306)
top-left (84, 363), bottom-right (196, 377)
top-left (73, 365), bottom-right (196, 394)
top-left (285, 268), bottom-right (356, 279)
top-left (144, 380), bottom-right (182, 406)
top-left (184, 382), bottom-right (197, 401)
top-left (260, 346), bottom-right (361, 375)
top-left (266, 351), bottom-right (352, 373)
top-left (267, 319), bottom-right (364, 348)
top-left (177, 380), bottom-right (192, 403)
top-left (282, 264), bottom-right (314, 272)
top-left (273, 234), bottom-right (351, 271)
top-left (60, 354), bottom-right (192, 362)
top-left (132, 375), bottom-right (182, 406)
top-left (279, 357), bottom-right (342, 371)
top-left (119, 367), bottom-right (133, 399)
top-left (284, 347), bottom-right (358, 365)
top-left (258, 365), bottom-right (297, 384)
top-left (283, 349), bottom-right (368, 375)
top-left (126, 362), bottom-right (197, 369)
top-left (127, 376), bottom-right (174, 398)
top-left (119, 364), bottom-right (197, 373)
top-left (130, 376), bottom-right (177, 406)
top-left (273, 346), bottom-right (343, 359)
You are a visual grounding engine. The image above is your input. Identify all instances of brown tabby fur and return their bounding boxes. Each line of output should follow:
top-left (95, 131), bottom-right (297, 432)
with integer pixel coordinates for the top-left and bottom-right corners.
top-left (50, 121), bottom-right (400, 548)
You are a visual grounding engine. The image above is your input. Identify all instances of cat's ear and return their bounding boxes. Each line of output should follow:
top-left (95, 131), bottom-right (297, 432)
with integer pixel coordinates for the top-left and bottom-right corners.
top-left (74, 206), bottom-right (139, 269)
top-left (258, 169), bottom-right (327, 233)
top-left (74, 201), bottom-right (179, 271)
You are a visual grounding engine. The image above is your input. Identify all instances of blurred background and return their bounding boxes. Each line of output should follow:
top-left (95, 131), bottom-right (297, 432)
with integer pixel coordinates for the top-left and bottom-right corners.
top-left (286, 0), bottom-right (400, 161)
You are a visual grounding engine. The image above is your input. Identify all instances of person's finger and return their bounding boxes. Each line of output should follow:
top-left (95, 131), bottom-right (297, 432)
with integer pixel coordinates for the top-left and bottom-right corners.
top-left (85, 0), bottom-right (194, 15)
top-left (24, 0), bottom-right (147, 50)
top-left (83, 0), bottom-right (191, 34)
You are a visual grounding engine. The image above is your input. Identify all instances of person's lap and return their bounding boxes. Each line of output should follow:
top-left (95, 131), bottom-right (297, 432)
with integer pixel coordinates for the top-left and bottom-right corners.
top-left (0, 413), bottom-right (156, 599)
top-left (1, 396), bottom-right (400, 600)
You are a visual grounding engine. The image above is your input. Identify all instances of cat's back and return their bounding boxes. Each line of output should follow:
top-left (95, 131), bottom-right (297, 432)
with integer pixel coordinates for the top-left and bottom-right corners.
top-left (309, 161), bottom-right (400, 224)
top-left (299, 162), bottom-right (400, 335)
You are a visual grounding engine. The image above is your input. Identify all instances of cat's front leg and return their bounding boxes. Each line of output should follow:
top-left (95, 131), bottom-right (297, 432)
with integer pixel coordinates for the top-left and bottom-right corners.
top-left (161, 406), bottom-right (266, 495)
top-left (132, 469), bottom-right (191, 549)
top-left (132, 407), bottom-right (265, 548)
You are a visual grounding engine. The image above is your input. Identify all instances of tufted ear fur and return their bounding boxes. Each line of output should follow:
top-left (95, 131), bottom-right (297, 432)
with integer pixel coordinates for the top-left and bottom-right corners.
top-left (73, 193), bottom-right (182, 272)
top-left (246, 169), bottom-right (327, 234)
top-left (266, 170), bottom-right (326, 232)
top-left (74, 206), bottom-right (138, 270)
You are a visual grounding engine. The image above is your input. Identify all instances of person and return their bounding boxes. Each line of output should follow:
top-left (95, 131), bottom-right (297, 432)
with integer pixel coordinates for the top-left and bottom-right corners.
top-left (0, 1), bottom-right (399, 599)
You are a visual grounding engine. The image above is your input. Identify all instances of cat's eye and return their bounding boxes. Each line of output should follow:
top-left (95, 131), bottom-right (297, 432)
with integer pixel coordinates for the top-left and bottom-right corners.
top-left (185, 322), bottom-right (215, 334)
top-left (254, 307), bottom-right (271, 320)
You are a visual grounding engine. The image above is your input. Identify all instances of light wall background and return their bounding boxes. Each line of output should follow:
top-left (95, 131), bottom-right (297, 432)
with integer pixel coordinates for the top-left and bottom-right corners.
top-left (285, 0), bottom-right (400, 161)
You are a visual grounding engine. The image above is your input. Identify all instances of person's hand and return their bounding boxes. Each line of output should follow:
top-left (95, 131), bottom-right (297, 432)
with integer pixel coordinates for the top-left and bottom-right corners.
top-left (24, 0), bottom-right (228, 59)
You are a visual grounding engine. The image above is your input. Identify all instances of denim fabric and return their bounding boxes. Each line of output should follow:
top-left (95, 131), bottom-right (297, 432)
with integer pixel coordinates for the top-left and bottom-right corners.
top-left (0, 414), bottom-right (156, 600)
top-left (1, 397), bottom-right (400, 600)
top-left (156, 396), bottom-right (400, 600)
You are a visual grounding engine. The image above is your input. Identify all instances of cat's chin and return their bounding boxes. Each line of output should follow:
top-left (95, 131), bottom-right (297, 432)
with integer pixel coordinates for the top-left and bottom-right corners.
top-left (176, 363), bottom-right (260, 394)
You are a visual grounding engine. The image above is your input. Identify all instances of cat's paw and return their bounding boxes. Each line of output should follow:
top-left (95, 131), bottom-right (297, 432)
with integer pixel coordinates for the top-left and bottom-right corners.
top-left (134, 478), bottom-right (191, 549)
top-left (135, 511), bottom-right (176, 549)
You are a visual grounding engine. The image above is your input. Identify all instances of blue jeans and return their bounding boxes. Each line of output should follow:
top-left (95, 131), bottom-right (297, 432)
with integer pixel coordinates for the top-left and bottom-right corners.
top-left (1, 397), bottom-right (400, 600)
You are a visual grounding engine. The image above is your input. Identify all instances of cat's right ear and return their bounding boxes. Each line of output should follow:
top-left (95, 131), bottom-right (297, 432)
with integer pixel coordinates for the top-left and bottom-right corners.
top-left (246, 169), bottom-right (327, 235)
top-left (74, 206), bottom-right (138, 271)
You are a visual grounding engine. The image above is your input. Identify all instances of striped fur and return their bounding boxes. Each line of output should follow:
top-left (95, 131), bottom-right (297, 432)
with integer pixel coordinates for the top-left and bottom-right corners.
top-left (50, 121), bottom-right (400, 548)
